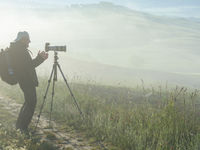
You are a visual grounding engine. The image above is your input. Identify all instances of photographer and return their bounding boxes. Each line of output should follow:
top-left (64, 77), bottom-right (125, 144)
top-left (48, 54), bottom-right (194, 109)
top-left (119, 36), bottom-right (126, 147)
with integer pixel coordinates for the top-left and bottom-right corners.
top-left (9, 31), bottom-right (48, 132)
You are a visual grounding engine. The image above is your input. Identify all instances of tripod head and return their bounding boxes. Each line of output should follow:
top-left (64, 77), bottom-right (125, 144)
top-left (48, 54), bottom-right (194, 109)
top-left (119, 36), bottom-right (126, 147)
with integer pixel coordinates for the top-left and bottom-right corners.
top-left (52, 51), bottom-right (59, 81)
top-left (54, 51), bottom-right (59, 64)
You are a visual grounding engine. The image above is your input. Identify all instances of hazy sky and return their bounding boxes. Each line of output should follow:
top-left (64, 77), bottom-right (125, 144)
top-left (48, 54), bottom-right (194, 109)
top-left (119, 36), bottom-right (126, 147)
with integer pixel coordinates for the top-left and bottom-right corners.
top-left (1, 0), bottom-right (200, 17)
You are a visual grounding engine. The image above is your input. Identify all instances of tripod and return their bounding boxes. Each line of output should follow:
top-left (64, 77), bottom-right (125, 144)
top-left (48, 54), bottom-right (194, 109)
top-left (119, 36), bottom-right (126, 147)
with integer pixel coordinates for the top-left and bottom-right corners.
top-left (34, 51), bottom-right (83, 131)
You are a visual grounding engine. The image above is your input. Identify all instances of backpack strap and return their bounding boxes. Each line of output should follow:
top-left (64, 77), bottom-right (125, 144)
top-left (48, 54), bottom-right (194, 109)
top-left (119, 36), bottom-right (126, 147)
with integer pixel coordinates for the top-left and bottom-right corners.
top-left (4, 49), bottom-right (14, 75)
top-left (27, 49), bottom-right (33, 56)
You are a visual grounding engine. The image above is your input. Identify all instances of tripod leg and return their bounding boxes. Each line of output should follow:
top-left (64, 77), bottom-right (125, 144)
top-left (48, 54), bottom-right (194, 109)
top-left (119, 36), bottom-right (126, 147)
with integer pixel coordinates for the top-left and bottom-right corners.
top-left (34, 66), bottom-right (54, 131)
top-left (57, 63), bottom-right (83, 117)
top-left (49, 65), bottom-right (56, 125)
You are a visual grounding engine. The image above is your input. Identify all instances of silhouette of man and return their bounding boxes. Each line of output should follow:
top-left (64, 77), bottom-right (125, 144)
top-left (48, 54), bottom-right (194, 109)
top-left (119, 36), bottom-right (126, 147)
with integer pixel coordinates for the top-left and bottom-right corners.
top-left (9, 31), bottom-right (48, 132)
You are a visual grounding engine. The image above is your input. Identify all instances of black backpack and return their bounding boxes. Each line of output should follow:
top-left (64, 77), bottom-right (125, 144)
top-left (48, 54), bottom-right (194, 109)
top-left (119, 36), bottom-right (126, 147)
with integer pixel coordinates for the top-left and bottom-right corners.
top-left (0, 48), bottom-right (18, 85)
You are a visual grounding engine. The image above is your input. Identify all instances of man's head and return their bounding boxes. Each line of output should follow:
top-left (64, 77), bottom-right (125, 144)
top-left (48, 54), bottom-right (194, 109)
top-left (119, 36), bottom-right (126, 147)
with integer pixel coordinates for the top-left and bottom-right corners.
top-left (15, 31), bottom-right (31, 48)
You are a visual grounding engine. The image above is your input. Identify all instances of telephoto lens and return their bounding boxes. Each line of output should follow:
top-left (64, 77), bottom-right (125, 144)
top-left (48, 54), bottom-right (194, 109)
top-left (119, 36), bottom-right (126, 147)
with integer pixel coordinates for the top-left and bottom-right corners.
top-left (45, 43), bottom-right (66, 52)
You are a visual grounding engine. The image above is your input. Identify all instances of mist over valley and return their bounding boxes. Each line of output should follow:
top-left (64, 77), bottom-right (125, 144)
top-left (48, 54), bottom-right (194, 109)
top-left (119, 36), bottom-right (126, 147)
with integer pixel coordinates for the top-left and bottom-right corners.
top-left (1, 2), bottom-right (200, 87)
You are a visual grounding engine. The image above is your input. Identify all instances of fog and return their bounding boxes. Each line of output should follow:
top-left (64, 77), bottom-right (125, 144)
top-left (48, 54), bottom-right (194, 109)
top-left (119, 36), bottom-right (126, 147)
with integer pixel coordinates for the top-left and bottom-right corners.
top-left (1, 2), bottom-right (200, 87)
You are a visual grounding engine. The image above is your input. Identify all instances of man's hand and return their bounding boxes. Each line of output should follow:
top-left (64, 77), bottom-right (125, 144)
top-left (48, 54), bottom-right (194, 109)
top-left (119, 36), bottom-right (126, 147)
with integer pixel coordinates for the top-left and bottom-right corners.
top-left (38, 51), bottom-right (48, 60)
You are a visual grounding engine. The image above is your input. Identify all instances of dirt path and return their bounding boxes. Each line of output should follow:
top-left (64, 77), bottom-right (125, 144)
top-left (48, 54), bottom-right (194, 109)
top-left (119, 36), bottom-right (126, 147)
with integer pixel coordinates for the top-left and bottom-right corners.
top-left (0, 96), bottom-right (101, 150)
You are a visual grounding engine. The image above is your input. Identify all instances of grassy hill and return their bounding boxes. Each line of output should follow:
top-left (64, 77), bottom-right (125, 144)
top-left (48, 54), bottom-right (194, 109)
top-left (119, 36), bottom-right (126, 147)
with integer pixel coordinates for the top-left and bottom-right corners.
top-left (0, 78), bottom-right (200, 149)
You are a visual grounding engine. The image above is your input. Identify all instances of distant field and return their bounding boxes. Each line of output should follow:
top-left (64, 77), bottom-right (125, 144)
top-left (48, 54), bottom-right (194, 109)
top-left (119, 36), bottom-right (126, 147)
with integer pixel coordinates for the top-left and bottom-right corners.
top-left (0, 77), bottom-right (200, 150)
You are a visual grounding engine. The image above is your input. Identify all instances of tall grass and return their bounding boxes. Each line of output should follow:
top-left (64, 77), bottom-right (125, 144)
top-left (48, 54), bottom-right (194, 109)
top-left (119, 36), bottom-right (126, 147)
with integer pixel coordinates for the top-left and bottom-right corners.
top-left (0, 78), bottom-right (200, 150)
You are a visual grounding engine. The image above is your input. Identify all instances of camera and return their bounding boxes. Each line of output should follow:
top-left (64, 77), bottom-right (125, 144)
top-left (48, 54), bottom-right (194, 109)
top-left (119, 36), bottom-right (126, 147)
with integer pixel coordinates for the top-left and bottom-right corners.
top-left (45, 43), bottom-right (66, 52)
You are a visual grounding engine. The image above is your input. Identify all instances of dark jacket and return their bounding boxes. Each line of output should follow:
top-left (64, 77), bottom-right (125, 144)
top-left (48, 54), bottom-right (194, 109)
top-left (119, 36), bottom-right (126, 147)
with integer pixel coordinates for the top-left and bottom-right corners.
top-left (9, 41), bottom-right (44, 87)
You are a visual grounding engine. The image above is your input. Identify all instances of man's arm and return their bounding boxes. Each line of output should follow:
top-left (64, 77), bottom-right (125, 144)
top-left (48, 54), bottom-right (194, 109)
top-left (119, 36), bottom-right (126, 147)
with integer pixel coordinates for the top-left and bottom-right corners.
top-left (32, 55), bottom-right (45, 68)
top-left (32, 51), bottom-right (48, 68)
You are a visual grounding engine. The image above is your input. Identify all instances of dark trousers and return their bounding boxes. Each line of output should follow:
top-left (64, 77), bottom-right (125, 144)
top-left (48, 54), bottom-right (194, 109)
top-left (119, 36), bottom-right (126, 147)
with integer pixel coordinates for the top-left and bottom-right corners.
top-left (16, 84), bottom-right (37, 131)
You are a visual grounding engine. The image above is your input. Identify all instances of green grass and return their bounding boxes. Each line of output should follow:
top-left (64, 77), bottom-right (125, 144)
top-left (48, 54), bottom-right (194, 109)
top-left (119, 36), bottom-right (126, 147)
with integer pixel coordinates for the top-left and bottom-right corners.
top-left (0, 77), bottom-right (200, 150)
